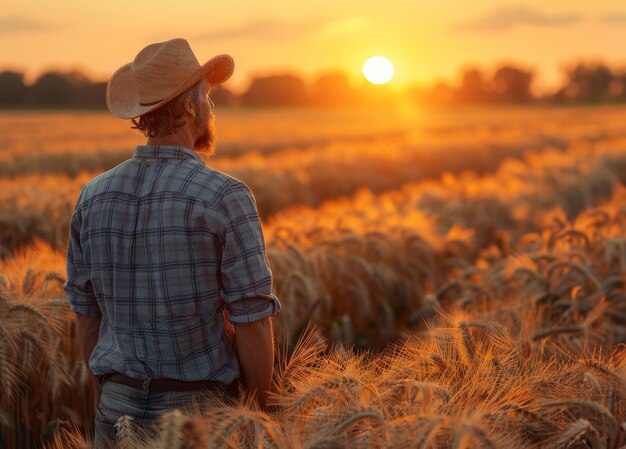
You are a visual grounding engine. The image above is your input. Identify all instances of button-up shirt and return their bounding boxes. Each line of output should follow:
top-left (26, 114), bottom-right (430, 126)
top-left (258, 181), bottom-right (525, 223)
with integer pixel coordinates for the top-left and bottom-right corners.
top-left (63, 145), bottom-right (281, 383)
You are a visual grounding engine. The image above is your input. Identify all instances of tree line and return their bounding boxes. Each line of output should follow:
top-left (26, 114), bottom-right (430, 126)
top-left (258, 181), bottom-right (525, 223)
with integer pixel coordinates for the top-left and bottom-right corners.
top-left (0, 61), bottom-right (625, 108)
top-left (413, 62), bottom-right (626, 105)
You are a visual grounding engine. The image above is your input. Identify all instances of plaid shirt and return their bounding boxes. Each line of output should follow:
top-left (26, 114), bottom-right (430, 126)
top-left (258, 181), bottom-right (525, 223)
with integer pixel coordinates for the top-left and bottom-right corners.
top-left (63, 145), bottom-right (281, 383)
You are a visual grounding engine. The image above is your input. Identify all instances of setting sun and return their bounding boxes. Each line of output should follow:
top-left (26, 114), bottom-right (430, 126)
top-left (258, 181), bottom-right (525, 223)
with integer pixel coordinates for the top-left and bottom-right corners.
top-left (362, 56), bottom-right (395, 85)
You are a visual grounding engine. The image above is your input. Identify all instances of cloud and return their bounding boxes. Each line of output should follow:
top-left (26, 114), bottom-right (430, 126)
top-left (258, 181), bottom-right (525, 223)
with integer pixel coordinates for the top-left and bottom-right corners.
top-left (195, 16), bottom-right (330, 41)
top-left (599, 13), bottom-right (626, 25)
top-left (454, 5), bottom-right (582, 32)
top-left (0, 15), bottom-right (53, 35)
top-left (314, 17), bottom-right (371, 38)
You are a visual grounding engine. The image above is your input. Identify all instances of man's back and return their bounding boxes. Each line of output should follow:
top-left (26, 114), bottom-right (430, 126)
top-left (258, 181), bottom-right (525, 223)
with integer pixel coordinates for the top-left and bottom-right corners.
top-left (68, 39), bottom-right (280, 447)
top-left (64, 145), bottom-right (281, 383)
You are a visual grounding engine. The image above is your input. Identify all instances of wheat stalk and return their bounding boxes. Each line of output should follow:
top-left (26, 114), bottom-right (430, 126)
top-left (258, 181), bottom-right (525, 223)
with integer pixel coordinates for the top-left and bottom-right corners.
top-left (539, 399), bottom-right (617, 448)
top-left (555, 419), bottom-right (600, 449)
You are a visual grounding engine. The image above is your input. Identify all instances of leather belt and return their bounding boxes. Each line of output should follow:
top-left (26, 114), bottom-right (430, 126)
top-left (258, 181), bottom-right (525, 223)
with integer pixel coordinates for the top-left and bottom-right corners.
top-left (98, 372), bottom-right (239, 394)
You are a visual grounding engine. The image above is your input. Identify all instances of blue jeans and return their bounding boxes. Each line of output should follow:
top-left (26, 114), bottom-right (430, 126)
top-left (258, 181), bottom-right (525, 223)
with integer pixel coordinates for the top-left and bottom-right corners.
top-left (93, 378), bottom-right (240, 449)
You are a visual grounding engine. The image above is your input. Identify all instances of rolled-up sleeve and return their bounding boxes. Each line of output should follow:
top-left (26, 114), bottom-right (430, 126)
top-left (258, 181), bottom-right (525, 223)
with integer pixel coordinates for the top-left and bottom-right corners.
top-left (219, 182), bottom-right (282, 323)
top-left (63, 191), bottom-right (101, 317)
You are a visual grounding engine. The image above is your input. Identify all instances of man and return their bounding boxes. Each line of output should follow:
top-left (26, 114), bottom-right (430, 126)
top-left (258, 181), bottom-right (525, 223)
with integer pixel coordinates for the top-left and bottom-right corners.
top-left (62, 38), bottom-right (281, 447)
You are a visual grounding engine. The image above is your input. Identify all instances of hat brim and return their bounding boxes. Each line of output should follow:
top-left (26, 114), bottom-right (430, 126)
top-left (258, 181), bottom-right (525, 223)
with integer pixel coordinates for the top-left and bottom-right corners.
top-left (106, 53), bottom-right (234, 120)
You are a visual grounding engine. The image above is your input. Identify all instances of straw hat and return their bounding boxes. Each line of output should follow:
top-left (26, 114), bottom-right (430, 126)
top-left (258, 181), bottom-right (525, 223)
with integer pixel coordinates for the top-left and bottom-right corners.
top-left (106, 38), bottom-right (234, 119)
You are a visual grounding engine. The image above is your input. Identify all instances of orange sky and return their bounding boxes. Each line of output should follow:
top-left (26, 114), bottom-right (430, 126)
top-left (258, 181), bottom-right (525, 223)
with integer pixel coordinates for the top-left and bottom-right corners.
top-left (1, 0), bottom-right (626, 94)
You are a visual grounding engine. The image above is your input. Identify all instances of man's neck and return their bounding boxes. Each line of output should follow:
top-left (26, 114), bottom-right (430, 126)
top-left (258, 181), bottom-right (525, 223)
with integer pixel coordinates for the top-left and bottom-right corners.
top-left (146, 128), bottom-right (195, 150)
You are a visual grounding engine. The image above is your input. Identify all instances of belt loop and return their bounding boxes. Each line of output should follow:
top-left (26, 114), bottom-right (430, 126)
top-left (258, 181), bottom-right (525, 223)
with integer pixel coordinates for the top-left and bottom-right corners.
top-left (141, 378), bottom-right (152, 399)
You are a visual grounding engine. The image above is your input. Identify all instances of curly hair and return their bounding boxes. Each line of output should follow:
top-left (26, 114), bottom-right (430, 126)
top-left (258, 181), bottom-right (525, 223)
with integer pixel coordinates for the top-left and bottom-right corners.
top-left (130, 82), bottom-right (203, 137)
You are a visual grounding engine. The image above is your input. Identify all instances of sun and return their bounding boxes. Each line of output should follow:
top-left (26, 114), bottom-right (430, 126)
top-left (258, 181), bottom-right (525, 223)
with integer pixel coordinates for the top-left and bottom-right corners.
top-left (362, 56), bottom-right (394, 85)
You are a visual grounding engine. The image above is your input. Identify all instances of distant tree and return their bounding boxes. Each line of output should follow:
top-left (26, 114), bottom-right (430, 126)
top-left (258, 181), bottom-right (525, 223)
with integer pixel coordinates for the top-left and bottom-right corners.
top-left (426, 81), bottom-right (455, 104)
top-left (210, 84), bottom-right (237, 106)
top-left (76, 81), bottom-right (106, 107)
top-left (310, 72), bottom-right (356, 106)
top-left (0, 71), bottom-right (28, 105)
top-left (414, 81), bottom-right (457, 104)
top-left (612, 72), bottom-right (626, 102)
top-left (454, 68), bottom-right (487, 103)
top-left (562, 63), bottom-right (614, 103)
top-left (608, 78), bottom-right (625, 101)
top-left (30, 71), bottom-right (82, 105)
top-left (416, 65), bottom-right (534, 105)
top-left (29, 70), bottom-right (106, 107)
top-left (241, 74), bottom-right (309, 107)
top-left (490, 66), bottom-right (533, 103)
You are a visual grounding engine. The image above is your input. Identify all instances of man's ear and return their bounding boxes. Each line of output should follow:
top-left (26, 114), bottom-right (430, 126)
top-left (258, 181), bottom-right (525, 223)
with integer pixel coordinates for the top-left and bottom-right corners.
top-left (182, 98), bottom-right (196, 118)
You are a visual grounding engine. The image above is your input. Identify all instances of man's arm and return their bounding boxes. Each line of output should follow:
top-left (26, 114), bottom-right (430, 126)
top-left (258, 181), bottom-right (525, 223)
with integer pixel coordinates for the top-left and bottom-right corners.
top-left (218, 183), bottom-right (282, 408)
top-left (234, 317), bottom-right (274, 410)
top-left (75, 312), bottom-right (102, 409)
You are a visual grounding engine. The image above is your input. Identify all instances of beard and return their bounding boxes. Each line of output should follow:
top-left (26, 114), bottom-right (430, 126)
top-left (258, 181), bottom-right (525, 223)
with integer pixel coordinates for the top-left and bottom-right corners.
top-left (194, 110), bottom-right (217, 160)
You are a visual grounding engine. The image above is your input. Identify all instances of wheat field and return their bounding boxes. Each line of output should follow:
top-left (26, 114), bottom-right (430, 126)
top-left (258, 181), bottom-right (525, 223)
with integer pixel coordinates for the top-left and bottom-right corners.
top-left (1, 105), bottom-right (625, 449)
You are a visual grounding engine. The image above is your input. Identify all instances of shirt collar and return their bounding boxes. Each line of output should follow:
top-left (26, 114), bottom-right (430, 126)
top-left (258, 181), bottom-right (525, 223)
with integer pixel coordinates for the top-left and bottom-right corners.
top-left (133, 145), bottom-right (205, 164)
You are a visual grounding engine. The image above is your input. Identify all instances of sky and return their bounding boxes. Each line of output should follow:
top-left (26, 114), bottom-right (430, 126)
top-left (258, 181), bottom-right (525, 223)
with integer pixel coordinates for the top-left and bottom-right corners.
top-left (1, 0), bottom-right (626, 94)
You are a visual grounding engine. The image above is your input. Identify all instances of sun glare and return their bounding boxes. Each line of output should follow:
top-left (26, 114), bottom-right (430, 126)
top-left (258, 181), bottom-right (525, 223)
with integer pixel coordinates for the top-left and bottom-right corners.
top-left (362, 56), bottom-right (394, 85)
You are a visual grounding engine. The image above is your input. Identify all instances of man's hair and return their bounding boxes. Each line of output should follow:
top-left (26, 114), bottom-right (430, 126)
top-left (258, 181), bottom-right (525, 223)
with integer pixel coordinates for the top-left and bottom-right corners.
top-left (131, 82), bottom-right (203, 137)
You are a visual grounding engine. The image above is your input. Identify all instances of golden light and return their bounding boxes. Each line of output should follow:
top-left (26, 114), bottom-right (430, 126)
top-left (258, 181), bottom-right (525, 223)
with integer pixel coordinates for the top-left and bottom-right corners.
top-left (362, 56), bottom-right (395, 85)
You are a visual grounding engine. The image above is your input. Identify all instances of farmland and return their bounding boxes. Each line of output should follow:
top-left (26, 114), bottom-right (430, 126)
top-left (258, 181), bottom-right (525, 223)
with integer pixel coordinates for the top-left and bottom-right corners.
top-left (1, 105), bottom-right (625, 448)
